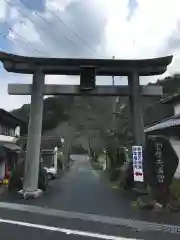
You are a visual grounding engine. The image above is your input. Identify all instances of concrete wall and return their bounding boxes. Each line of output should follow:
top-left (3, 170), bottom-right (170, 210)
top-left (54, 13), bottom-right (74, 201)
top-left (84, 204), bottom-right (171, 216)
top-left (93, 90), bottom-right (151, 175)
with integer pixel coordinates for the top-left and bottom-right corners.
top-left (0, 135), bottom-right (17, 142)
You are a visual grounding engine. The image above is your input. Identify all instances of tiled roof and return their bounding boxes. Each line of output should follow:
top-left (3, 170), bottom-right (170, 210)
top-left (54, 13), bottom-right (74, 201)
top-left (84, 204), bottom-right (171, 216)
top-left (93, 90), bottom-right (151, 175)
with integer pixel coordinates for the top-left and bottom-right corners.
top-left (0, 141), bottom-right (21, 151)
top-left (144, 116), bottom-right (180, 132)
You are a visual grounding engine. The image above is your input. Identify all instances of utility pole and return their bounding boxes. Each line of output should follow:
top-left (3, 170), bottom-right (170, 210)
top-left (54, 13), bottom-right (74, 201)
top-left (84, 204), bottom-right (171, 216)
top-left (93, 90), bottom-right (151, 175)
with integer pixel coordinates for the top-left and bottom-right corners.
top-left (112, 56), bottom-right (115, 86)
top-left (112, 56), bottom-right (118, 133)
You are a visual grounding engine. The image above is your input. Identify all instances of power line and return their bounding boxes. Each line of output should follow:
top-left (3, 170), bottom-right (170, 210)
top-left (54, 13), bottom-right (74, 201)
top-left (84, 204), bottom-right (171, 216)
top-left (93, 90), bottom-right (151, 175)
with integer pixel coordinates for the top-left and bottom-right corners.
top-left (4, 0), bottom-right (52, 56)
top-left (0, 32), bottom-right (39, 55)
top-left (3, 0), bottom-right (105, 58)
top-left (8, 26), bottom-right (45, 56)
top-left (19, 0), bottom-right (102, 56)
top-left (43, 2), bottom-right (98, 53)
top-left (0, 27), bottom-right (45, 56)
top-left (4, 0), bottom-right (105, 58)
top-left (18, 0), bottom-right (79, 47)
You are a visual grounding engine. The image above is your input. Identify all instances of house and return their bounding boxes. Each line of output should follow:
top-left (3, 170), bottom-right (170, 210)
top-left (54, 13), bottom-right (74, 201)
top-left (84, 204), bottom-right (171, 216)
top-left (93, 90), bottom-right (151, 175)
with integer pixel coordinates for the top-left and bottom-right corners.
top-left (0, 109), bottom-right (27, 182)
top-left (17, 136), bottom-right (64, 168)
top-left (41, 136), bottom-right (64, 168)
top-left (144, 94), bottom-right (180, 179)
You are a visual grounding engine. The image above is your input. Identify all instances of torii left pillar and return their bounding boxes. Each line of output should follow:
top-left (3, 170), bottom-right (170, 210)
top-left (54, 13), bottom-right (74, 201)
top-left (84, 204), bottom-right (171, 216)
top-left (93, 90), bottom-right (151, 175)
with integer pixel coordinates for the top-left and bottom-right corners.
top-left (23, 70), bottom-right (45, 199)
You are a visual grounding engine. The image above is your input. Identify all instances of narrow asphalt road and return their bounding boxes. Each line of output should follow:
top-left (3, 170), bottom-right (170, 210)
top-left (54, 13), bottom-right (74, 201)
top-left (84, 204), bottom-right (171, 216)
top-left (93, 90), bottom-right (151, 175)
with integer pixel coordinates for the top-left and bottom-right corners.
top-left (1, 155), bottom-right (134, 217)
top-left (0, 155), bottom-right (180, 239)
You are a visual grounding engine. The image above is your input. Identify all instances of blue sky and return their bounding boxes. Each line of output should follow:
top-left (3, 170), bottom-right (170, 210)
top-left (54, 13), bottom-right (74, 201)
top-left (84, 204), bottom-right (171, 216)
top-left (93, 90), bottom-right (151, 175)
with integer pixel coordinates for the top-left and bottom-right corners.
top-left (127, 0), bottom-right (138, 20)
top-left (0, 0), bottom-right (180, 110)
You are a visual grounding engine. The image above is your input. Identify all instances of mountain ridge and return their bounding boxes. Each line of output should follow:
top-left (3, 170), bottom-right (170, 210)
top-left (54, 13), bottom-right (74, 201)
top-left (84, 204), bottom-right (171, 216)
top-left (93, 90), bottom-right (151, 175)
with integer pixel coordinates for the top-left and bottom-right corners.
top-left (11, 75), bottom-right (180, 150)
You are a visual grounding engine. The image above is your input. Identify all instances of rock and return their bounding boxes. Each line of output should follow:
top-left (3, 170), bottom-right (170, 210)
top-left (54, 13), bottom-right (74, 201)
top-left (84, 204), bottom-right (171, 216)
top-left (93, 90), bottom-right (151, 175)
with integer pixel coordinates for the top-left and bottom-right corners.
top-left (166, 203), bottom-right (179, 212)
top-left (167, 194), bottom-right (180, 210)
top-left (153, 201), bottom-right (164, 211)
top-left (119, 161), bottom-right (134, 190)
top-left (137, 196), bottom-right (154, 210)
top-left (144, 135), bottom-right (179, 204)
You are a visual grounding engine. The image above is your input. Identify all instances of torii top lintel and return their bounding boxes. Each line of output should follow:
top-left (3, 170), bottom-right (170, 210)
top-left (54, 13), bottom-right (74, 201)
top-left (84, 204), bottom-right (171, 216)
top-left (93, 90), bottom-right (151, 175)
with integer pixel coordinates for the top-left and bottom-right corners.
top-left (0, 52), bottom-right (173, 76)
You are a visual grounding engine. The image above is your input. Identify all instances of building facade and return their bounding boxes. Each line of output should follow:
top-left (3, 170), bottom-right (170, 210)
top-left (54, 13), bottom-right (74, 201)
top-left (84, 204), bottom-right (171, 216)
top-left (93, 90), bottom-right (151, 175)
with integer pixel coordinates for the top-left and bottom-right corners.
top-left (17, 135), bottom-right (65, 169)
top-left (0, 109), bottom-right (27, 182)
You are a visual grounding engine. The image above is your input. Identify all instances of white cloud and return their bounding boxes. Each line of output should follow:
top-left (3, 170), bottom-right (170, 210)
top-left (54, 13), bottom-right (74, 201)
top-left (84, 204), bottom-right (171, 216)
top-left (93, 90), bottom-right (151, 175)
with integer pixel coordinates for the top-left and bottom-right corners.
top-left (1, 0), bottom-right (180, 110)
top-left (45, 75), bottom-right (79, 85)
top-left (0, 1), bottom-right (6, 20)
top-left (105, 0), bottom-right (180, 58)
top-left (45, 0), bottom-right (73, 12)
top-left (103, 0), bottom-right (180, 83)
top-left (13, 18), bottom-right (41, 43)
top-left (0, 70), bottom-right (31, 110)
top-left (9, 7), bottom-right (20, 21)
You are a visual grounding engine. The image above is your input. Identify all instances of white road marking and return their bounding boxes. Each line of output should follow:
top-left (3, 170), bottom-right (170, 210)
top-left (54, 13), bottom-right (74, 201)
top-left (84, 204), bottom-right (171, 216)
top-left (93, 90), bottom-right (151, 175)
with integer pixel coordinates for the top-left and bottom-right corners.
top-left (0, 203), bottom-right (179, 234)
top-left (0, 218), bottom-right (140, 240)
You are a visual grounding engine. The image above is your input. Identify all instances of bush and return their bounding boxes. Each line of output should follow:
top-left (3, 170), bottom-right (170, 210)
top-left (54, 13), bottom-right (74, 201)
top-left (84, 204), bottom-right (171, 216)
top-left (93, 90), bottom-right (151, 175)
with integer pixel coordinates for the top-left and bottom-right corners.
top-left (109, 168), bottom-right (121, 182)
top-left (106, 147), bottom-right (126, 170)
top-left (8, 161), bottom-right (48, 192)
top-left (57, 155), bottom-right (63, 170)
top-left (170, 179), bottom-right (180, 197)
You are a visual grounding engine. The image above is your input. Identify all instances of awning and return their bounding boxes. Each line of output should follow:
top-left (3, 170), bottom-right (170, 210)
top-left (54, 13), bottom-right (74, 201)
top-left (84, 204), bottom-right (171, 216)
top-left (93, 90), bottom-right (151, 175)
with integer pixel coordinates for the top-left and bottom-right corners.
top-left (0, 142), bottom-right (21, 151)
top-left (144, 117), bottom-right (180, 133)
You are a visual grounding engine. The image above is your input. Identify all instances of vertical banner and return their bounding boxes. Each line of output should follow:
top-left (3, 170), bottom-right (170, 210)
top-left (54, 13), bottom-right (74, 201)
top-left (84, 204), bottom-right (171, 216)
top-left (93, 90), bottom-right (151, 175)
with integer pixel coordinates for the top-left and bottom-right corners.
top-left (132, 146), bottom-right (144, 182)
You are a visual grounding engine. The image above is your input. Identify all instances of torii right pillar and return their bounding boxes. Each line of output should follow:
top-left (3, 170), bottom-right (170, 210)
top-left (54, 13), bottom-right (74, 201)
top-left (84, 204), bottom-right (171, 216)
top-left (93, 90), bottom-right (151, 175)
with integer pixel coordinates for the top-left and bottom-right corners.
top-left (128, 71), bottom-right (146, 193)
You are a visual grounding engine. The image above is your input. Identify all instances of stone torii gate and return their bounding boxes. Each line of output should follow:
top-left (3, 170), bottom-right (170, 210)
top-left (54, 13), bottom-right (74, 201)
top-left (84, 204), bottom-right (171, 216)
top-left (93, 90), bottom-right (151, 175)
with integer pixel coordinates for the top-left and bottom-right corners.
top-left (0, 52), bottom-right (172, 198)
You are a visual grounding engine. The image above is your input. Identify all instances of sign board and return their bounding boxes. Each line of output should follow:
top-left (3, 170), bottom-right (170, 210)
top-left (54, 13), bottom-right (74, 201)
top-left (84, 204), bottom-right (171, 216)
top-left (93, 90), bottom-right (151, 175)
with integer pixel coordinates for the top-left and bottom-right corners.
top-left (144, 135), bottom-right (179, 187)
top-left (132, 146), bottom-right (144, 182)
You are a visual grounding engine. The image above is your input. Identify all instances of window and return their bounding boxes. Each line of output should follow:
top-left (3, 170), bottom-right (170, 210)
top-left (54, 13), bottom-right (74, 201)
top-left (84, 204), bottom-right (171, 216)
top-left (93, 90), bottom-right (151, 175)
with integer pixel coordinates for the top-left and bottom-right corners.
top-left (9, 128), bottom-right (15, 137)
top-left (0, 125), bottom-right (15, 136)
top-left (0, 125), bottom-right (6, 135)
top-left (4, 126), bottom-right (9, 136)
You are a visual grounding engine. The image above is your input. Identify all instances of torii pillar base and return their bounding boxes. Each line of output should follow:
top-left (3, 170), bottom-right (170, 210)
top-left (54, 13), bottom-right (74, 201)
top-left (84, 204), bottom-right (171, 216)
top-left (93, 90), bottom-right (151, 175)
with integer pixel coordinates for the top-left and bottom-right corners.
top-left (18, 189), bottom-right (43, 199)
